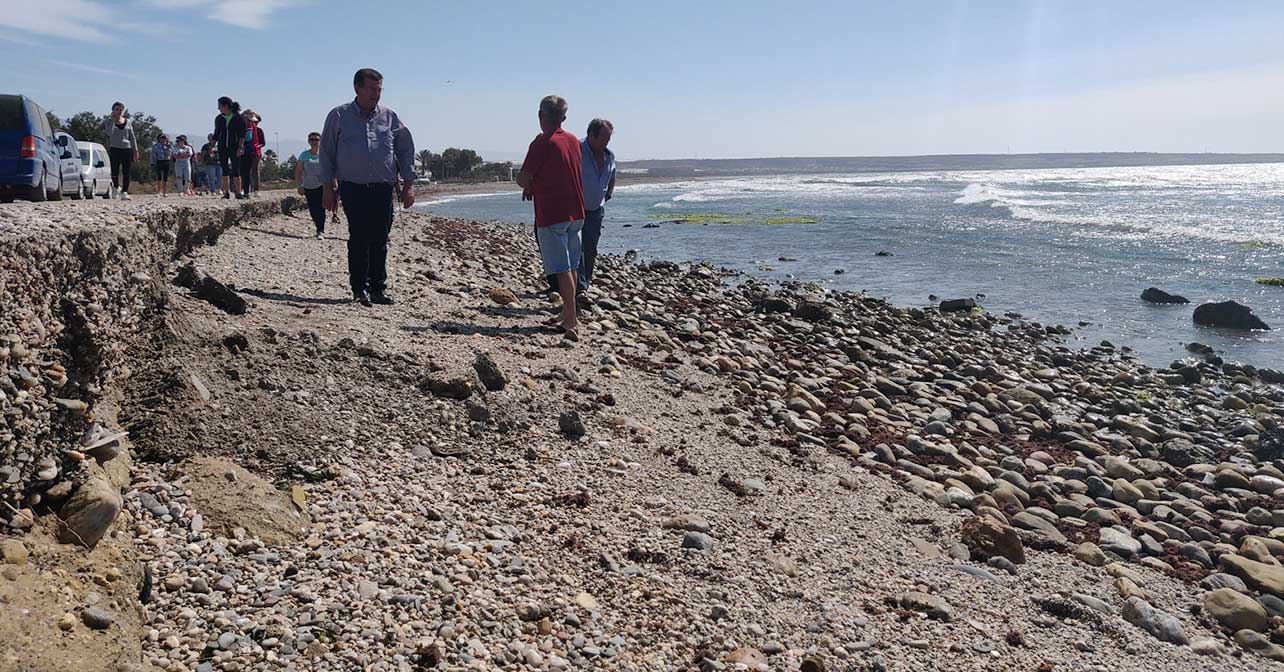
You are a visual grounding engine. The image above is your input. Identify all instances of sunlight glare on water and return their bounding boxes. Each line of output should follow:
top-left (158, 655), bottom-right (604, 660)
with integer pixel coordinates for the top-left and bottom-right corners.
top-left (420, 162), bottom-right (1284, 369)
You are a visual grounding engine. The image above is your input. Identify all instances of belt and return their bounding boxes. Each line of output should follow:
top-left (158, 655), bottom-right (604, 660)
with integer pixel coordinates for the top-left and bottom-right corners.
top-left (339, 180), bottom-right (394, 188)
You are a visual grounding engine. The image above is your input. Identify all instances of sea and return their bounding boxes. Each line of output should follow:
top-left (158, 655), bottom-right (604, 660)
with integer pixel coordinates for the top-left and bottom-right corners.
top-left (415, 162), bottom-right (1284, 370)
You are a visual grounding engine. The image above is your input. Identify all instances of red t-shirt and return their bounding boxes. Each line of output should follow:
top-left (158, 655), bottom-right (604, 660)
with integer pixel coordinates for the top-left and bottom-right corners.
top-left (522, 128), bottom-right (585, 227)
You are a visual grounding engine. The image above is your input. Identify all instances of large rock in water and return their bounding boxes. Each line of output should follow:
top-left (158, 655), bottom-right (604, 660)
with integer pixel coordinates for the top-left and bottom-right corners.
top-left (939, 298), bottom-right (977, 312)
top-left (58, 476), bottom-right (122, 548)
top-left (1141, 287), bottom-right (1190, 304)
top-left (1193, 300), bottom-right (1270, 330)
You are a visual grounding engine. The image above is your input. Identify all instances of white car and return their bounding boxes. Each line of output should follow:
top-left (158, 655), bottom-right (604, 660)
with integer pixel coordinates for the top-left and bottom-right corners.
top-left (78, 141), bottom-right (112, 198)
top-left (53, 132), bottom-right (87, 199)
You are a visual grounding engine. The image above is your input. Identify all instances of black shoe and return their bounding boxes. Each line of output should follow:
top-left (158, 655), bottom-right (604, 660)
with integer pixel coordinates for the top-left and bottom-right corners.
top-left (370, 291), bottom-right (395, 305)
top-left (222, 193), bottom-right (230, 200)
top-left (353, 290), bottom-right (372, 307)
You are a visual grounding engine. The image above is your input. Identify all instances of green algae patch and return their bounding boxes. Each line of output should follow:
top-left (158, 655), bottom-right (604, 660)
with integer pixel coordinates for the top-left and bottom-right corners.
top-left (764, 216), bottom-right (818, 224)
top-left (1257, 277), bottom-right (1284, 287)
top-left (1239, 241), bottom-right (1267, 250)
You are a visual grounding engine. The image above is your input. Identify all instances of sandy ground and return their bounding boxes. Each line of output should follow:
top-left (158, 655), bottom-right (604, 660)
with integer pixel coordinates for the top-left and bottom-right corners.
top-left (91, 206), bottom-right (1267, 671)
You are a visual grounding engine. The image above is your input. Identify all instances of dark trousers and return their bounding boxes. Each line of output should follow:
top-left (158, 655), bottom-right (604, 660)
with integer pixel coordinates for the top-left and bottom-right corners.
top-left (339, 182), bottom-right (393, 294)
top-left (240, 154), bottom-right (259, 194)
top-left (108, 147), bottom-right (132, 191)
top-left (304, 187), bottom-right (325, 233)
top-left (578, 206), bottom-right (604, 292)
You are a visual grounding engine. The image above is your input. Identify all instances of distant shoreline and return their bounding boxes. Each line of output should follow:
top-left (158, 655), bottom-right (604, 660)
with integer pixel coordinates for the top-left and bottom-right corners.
top-left (619, 152), bottom-right (1284, 178)
top-left (412, 174), bottom-right (701, 202)
top-left (412, 153), bottom-right (1284, 200)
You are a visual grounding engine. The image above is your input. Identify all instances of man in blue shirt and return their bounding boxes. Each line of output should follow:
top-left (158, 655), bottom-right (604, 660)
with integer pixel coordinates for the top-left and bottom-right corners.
top-left (319, 67), bottom-right (416, 306)
top-left (578, 118), bottom-right (615, 295)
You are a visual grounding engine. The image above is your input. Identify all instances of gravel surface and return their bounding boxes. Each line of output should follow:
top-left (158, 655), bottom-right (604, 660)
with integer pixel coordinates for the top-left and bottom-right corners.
top-left (3, 195), bottom-right (1283, 670)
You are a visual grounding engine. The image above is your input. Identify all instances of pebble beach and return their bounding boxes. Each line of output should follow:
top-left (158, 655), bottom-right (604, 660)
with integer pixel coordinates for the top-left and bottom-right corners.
top-left (2, 195), bottom-right (1284, 670)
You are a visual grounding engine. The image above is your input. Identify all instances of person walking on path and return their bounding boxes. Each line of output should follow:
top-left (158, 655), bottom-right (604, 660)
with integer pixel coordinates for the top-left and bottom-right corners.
top-left (173, 135), bottom-right (196, 196)
top-left (240, 110), bottom-right (264, 198)
top-left (213, 97), bottom-right (244, 199)
top-left (103, 101), bottom-right (138, 200)
top-left (201, 134), bottom-right (221, 196)
top-left (516, 95), bottom-right (585, 339)
top-left (296, 131), bottom-right (327, 238)
top-left (319, 68), bottom-right (416, 307)
top-left (151, 134), bottom-right (174, 197)
top-left (578, 118), bottom-right (615, 297)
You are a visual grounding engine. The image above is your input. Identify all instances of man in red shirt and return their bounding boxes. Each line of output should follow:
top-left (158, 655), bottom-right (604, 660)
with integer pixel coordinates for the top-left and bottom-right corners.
top-left (517, 95), bottom-right (586, 340)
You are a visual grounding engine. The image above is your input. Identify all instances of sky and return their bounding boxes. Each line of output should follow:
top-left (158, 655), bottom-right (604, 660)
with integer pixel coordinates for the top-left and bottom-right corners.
top-left (1, 0), bottom-right (1283, 161)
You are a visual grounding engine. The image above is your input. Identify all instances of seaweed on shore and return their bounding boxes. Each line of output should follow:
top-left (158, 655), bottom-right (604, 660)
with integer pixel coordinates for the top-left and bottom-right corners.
top-left (1255, 277), bottom-right (1284, 287)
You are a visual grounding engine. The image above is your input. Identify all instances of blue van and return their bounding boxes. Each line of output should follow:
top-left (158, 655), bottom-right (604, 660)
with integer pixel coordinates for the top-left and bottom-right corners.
top-left (0, 94), bottom-right (65, 202)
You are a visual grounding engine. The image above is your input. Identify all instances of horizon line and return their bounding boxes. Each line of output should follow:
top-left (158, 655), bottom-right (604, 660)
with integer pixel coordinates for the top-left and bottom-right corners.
top-left (619, 150), bottom-right (1284, 163)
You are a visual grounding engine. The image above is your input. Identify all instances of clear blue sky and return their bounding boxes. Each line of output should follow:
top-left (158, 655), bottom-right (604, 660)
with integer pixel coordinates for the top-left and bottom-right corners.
top-left (2, 0), bottom-right (1282, 161)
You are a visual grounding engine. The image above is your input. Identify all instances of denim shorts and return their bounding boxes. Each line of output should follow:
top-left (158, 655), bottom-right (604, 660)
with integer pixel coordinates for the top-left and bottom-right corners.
top-left (536, 219), bottom-right (584, 275)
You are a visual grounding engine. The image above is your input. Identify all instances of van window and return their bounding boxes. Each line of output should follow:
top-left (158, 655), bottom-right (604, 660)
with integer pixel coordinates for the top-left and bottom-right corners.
top-left (26, 101), bottom-right (48, 137)
top-left (0, 95), bottom-right (24, 131)
top-left (80, 148), bottom-right (91, 165)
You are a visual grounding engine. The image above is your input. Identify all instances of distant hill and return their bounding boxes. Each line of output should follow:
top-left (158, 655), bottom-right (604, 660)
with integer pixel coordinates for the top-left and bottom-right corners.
top-left (618, 153), bottom-right (1284, 178)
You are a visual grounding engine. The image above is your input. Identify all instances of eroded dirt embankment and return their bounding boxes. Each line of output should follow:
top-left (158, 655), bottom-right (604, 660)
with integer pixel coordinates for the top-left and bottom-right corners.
top-left (0, 197), bottom-right (299, 671)
top-left (0, 197), bottom-right (295, 518)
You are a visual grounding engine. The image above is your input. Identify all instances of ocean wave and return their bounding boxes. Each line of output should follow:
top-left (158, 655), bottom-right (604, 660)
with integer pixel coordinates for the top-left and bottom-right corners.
top-left (953, 183), bottom-right (1284, 245)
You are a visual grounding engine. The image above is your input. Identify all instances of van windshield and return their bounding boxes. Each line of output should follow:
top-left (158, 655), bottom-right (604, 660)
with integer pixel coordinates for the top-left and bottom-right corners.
top-left (80, 149), bottom-right (91, 164)
top-left (0, 95), bottom-right (23, 131)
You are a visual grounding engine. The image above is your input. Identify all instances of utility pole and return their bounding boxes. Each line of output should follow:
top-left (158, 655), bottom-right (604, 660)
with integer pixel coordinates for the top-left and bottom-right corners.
top-left (274, 132), bottom-right (279, 156)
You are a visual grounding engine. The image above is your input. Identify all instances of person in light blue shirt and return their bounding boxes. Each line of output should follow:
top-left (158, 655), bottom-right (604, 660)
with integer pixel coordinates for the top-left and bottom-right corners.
top-left (578, 118), bottom-right (615, 294)
top-left (318, 68), bottom-right (416, 306)
top-left (295, 132), bottom-right (328, 238)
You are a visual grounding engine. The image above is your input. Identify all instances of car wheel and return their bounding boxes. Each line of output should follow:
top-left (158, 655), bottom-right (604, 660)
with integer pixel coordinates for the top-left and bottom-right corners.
top-left (48, 173), bottom-right (63, 201)
top-left (71, 177), bottom-right (84, 200)
top-left (29, 169), bottom-right (47, 202)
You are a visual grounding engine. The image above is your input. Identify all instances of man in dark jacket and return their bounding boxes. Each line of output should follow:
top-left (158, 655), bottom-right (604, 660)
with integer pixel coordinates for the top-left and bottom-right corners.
top-left (213, 96), bottom-right (245, 199)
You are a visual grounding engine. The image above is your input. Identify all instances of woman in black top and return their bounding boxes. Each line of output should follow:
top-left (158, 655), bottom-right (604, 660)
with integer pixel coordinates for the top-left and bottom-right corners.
top-left (213, 97), bottom-right (246, 199)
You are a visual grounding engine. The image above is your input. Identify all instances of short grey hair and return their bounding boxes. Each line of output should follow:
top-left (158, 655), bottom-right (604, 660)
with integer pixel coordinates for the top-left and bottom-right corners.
top-left (587, 118), bottom-right (614, 137)
top-left (539, 95), bottom-right (567, 122)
